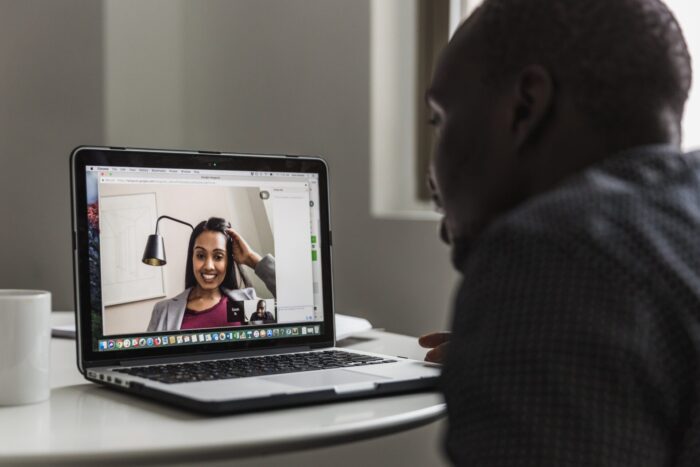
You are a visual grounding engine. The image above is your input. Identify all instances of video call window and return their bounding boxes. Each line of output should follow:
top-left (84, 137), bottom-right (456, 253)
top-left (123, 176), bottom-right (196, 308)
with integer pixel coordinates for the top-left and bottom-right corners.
top-left (84, 166), bottom-right (324, 348)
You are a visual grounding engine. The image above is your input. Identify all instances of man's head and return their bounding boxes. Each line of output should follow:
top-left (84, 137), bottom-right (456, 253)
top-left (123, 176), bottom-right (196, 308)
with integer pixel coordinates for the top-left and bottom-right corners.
top-left (427, 0), bottom-right (692, 249)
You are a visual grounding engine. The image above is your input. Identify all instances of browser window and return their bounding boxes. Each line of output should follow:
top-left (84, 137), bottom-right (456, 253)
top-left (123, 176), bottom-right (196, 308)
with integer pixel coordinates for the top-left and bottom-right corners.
top-left (84, 165), bottom-right (324, 352)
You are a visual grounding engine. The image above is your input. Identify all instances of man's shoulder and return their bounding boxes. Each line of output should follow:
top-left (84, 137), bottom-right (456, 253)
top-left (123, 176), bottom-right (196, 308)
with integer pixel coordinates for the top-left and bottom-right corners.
top-left (494, 148), bottom-right (700, 242)
top-left (469, 147), bottom-right (700, 278)
top-left (446, 149), bottom-right (700, 467)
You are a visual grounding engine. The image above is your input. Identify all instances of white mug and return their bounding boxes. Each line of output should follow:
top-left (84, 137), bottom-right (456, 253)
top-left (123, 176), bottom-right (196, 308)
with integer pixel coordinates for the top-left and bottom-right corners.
top-left (0, 290), bottom-right (51, 405)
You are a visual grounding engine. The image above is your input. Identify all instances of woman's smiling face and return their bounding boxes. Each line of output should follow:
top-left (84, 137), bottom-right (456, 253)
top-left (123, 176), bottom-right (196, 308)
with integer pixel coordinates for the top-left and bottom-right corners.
top-left (192, 230), bottom-right (228, 291)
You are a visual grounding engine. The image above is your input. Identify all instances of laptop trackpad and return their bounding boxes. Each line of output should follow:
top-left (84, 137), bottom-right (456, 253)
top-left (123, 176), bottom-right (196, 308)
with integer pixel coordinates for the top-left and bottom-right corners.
top-left (262, 369), bottom-right (388, 388)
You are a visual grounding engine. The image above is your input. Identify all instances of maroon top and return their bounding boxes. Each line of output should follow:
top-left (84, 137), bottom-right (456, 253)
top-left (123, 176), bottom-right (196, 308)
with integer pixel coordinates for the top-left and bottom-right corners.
top-left (181, 294), bottom-right (234, 330)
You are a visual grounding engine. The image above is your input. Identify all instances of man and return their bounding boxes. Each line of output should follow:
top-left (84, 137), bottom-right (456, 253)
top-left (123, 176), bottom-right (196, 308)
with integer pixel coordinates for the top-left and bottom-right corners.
top-left (249, 299), bottom-right (275, 323)
top-left (419, 0), bottom-right (699, 465)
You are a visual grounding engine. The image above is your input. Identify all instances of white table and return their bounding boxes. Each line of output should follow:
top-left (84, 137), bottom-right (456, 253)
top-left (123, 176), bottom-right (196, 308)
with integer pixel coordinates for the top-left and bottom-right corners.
top-left (0, 312), bottom-right (445, 465)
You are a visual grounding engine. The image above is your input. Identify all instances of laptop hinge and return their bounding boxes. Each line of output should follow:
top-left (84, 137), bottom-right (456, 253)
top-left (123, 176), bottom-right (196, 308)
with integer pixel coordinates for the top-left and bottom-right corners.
top-left (116, 346), bottom-right (314, 367)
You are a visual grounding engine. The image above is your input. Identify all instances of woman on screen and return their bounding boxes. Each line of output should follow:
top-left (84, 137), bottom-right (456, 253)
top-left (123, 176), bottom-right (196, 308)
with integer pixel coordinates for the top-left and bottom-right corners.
top-left (147, 217), bottom-right (276, 332)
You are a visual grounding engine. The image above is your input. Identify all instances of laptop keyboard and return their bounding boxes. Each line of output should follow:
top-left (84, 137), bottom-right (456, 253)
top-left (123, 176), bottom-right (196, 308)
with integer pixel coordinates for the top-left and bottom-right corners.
top-left (113, 350), bottom-right (396, 384)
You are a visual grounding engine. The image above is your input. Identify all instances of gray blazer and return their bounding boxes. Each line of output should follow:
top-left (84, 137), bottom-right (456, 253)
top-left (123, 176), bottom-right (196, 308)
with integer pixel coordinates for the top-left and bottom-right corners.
top-left (147, 254), bottom-right (276, 332)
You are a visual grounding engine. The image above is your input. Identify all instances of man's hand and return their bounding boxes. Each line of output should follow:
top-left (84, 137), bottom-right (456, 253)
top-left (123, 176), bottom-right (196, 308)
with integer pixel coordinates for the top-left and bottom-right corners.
top-left (226, 227), bottom-right (262, 269)
top-left (418, 331), bottom-right (450, 364)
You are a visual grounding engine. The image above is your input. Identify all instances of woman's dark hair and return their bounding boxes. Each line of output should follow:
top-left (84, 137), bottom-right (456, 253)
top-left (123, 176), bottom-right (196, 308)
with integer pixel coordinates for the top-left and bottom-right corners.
top-left (185, 217), bottom-right (251, 290)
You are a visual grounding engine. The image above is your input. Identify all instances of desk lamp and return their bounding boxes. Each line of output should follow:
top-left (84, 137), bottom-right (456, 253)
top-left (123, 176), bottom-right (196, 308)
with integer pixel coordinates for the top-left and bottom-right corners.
top-left (142, 215), bottom-right (194, 266)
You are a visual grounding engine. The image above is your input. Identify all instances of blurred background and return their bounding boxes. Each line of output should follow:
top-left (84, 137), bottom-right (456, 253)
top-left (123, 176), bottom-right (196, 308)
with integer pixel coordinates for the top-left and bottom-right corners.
top-left (1, 1), bottom-right (698, 465)
top-left (0, 0), bottom-right (461, 339)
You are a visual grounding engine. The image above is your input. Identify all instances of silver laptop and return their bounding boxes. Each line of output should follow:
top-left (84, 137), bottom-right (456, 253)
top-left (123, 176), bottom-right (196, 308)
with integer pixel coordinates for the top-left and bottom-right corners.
top-left (70, 146), bottom-right (440, 413)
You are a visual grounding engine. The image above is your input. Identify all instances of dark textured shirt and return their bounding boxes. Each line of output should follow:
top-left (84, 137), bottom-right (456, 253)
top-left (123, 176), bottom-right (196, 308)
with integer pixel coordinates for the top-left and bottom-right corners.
top-left (442, 145), bottom-right (700, 466)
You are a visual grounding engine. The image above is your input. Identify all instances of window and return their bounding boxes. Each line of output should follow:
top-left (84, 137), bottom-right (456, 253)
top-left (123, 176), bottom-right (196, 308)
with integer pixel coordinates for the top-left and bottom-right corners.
top-left (370, 0), bottom-right (696, 222)
top-left (370, 0), bottom-right (471, 220)
top-left (665, 1), bottom-right (700, 150)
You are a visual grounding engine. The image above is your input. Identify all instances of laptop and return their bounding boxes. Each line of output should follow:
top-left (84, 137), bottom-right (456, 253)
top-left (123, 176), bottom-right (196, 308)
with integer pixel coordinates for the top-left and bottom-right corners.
top-left (70, 146), bottom-right (440, 414)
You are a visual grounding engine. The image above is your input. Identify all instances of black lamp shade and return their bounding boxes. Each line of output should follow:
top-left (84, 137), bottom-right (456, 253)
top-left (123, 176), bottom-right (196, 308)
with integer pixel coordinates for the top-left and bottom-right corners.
top-left (142, 234), bottom-right (166, 266)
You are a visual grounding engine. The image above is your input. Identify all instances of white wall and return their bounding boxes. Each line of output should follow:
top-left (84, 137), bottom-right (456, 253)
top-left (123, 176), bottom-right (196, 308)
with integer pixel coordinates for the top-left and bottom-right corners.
top-left (102, 0), bottom-right (459, 339)
top-left (0, 1), bottom-right (104, 308)
top-left (104, 0), bottom-right (185, 148)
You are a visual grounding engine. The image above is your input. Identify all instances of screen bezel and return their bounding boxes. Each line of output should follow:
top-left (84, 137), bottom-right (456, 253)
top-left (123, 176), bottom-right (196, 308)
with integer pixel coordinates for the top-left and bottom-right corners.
top-left (71, 146), bottom-right (335, 367)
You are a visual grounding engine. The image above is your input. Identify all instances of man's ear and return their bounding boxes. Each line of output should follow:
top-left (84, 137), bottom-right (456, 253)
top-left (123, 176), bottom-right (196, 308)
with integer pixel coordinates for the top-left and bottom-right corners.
top-left (510, 65), bottom-right (554, 150)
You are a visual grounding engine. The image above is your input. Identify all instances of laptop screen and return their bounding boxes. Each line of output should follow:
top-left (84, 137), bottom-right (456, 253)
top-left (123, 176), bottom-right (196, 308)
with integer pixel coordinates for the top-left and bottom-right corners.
top-left (75, 150), bottom-right (331, 356)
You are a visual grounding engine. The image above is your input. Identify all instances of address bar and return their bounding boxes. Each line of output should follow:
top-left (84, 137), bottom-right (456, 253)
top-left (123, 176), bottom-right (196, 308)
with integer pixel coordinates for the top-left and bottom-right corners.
top-left (102, 177), bottom-right (217, 185)
top-left (100, 177), bottom-right (308, 189)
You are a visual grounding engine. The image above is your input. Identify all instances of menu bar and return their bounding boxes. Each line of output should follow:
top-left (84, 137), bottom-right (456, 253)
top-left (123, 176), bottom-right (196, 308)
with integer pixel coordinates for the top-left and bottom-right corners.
top-left (88, 166), bottom-right (317, 179)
